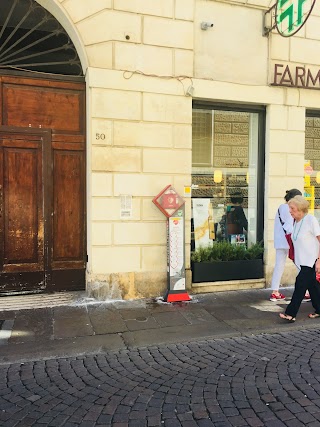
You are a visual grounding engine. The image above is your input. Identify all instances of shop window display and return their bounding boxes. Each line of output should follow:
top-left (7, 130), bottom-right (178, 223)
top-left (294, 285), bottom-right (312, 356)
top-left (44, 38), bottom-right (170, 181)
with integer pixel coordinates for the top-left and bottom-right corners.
top-left (191, 108), bottom-right (260, 251)
top-left (305, 115), bottom-right (320, 220)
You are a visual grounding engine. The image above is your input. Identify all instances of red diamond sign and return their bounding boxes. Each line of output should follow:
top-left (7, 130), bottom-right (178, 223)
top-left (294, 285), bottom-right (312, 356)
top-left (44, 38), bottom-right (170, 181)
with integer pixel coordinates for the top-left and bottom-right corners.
top-left (153, 185), bottom-right (185, 218)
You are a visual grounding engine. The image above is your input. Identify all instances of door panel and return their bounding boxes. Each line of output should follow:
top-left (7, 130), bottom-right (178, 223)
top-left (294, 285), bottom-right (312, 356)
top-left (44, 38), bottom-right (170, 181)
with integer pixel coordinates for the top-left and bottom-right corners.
top-left (52, 150), bottom-right (85, 263)
top-left (2, 84), bottom-right (84, 133)
top-left (4, 145), bottom-right (43, 268)
top-left (0, 131), bottom-right (45, 292)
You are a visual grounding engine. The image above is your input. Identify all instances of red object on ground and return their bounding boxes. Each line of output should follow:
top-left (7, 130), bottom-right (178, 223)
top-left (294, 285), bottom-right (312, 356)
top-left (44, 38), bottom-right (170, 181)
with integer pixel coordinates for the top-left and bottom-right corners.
top-left (165, 292), bottom-right (191, 302)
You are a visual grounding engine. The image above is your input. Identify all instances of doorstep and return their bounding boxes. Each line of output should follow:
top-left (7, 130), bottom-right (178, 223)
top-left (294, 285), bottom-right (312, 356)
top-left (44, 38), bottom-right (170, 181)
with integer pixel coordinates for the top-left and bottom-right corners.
top-left (0, 291), bottom-right (86, 311)
top-left (191, 278), bottom-right (266, 294)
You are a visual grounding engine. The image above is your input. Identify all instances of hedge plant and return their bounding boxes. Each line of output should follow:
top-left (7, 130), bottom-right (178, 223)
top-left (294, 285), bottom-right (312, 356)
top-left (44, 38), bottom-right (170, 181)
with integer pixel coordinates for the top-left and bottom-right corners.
top-left (191, 241), bottom-right (264, 263)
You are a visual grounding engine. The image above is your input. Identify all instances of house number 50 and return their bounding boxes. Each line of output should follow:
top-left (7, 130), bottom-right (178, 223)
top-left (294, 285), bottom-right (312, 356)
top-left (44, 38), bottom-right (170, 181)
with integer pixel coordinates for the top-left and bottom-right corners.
top-left (96, 133), bottom-right (106, 140)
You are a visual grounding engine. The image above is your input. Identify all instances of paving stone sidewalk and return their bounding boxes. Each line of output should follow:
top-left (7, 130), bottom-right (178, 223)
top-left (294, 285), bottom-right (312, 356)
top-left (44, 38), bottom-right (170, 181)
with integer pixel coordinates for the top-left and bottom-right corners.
top-left (1, 288), bottom-right (320, 365)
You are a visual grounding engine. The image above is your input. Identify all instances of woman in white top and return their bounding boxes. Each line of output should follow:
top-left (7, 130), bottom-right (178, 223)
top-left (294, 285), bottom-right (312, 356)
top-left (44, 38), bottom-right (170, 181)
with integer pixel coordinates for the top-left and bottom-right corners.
top-left (270, 189), bottom-right (303, 301)
top-left (279, 195), bottom-right (320, 322)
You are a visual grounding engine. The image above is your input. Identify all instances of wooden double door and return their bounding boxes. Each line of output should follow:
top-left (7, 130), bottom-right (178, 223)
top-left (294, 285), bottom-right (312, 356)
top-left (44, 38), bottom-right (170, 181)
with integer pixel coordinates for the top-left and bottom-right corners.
top-left (0, 75), bottom-right (86, 294)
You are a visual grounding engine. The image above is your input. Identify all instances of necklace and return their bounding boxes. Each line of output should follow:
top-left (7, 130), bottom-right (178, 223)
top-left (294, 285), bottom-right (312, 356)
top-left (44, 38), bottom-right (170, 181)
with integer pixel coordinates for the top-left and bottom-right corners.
top-left (292, 215), bottom-right (306, 241)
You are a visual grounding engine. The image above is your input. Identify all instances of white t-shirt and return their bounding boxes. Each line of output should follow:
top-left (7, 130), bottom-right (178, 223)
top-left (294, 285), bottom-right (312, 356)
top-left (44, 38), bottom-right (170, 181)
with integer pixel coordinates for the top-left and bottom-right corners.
top-left (274, 203), bottom-right (294, 249)
top-left (292, 213), bottom-right (320, 269)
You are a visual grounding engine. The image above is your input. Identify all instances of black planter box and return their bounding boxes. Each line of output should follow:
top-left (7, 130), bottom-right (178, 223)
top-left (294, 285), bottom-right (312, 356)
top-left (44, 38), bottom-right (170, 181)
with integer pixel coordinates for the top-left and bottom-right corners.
top-left (192, 259), bottom-right (264, 283)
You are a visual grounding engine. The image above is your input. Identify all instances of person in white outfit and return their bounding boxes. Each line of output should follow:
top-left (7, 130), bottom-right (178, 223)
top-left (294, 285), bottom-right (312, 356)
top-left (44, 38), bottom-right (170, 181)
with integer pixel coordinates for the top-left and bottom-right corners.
top-left (279, 195), bottom-right (320, 322)
top-left (270, 188), bottom-right (307, 301)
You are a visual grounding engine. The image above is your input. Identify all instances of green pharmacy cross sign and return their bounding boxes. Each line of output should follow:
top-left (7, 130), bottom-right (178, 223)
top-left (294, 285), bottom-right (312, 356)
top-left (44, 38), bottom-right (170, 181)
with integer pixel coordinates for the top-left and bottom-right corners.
top-left (275, 0), bottom-right (316, 36)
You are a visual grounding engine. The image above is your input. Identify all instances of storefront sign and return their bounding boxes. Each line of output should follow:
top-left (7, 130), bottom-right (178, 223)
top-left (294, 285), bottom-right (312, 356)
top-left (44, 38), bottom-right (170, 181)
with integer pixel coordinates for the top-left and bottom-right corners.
top-left (271, 63), bottom-right (320, 90)
top-left (276, 0), bottom-right (316, 37)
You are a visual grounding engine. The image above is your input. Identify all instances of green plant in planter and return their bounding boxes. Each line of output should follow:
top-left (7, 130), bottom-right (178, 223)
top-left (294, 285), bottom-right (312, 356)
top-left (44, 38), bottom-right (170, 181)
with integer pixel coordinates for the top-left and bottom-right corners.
top-left (191, 241), bottom-right (264, 263)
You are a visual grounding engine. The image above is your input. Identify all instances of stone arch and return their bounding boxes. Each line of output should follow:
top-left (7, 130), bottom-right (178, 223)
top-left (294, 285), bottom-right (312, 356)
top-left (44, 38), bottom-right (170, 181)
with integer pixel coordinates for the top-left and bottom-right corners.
top-left (34, 0), bottom-right (88, 75)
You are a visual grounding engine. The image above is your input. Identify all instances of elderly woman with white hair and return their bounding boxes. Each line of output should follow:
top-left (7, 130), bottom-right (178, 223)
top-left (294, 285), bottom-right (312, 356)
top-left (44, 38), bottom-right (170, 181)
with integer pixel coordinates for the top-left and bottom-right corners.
top-left (279, 195), bottom-right (320, 322)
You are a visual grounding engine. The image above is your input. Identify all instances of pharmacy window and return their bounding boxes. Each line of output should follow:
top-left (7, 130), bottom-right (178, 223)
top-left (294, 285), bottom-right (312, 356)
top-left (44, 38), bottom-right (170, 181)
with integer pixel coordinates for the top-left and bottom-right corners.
top-left (191, 104), bottom-right (265, 251)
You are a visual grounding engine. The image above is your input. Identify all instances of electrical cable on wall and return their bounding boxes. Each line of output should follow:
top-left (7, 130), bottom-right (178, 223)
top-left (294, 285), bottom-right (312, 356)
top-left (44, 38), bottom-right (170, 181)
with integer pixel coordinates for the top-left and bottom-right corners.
top-left (123, 69), bottom-right (194, 97)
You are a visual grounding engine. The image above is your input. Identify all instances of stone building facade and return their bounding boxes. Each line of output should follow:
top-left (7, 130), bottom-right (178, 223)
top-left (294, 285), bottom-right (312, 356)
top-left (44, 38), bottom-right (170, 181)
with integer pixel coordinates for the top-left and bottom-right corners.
top-left (4, 0), bottom-right (320, 298)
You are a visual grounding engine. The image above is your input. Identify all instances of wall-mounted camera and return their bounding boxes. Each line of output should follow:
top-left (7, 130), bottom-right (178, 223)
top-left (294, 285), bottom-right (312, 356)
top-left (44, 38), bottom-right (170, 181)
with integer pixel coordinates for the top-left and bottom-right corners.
top-left (201, 22), bottom-right (214, 30)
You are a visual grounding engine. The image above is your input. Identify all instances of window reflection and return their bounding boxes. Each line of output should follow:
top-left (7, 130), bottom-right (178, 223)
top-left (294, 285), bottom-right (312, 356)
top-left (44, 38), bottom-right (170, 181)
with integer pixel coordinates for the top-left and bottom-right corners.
top-left (191, 109), bottom-right (259, 250)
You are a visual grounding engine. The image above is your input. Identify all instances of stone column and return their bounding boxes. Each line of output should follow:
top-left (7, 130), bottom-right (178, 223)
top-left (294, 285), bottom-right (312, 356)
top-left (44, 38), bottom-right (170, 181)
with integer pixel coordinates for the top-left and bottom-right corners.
top-left (265, 103), bottom-right (305, 286)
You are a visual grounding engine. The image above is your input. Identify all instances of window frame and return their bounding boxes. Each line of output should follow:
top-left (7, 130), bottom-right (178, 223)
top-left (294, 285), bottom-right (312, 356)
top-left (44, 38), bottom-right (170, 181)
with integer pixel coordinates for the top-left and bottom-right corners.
top-left (192, 101), bottom-right (266, 243)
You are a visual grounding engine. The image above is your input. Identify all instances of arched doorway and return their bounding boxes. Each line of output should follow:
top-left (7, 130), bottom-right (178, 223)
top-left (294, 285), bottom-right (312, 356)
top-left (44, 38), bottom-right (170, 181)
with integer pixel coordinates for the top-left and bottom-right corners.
top-left (0, 0), bottom-right (86, 294)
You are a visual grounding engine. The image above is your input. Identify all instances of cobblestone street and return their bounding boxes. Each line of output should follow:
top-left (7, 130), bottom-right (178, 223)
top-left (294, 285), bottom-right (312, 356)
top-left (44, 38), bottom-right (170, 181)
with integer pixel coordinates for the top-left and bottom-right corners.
top-left (2, 327), bottom-right (320, 427)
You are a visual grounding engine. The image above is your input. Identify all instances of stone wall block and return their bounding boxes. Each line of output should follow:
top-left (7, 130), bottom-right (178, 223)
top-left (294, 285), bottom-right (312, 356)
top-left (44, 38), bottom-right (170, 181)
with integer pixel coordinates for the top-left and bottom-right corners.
top-left (92, 89), bottom-right (141, 121)
top-left (92, 146), bottom-right (141, 172)
top-left (92, 198), bottom-right (141, 221)
top-left (92, 247), bottom-right (141, 273)
top-left (92, 119), bottom-right (112, 146)
top-left (269, 130), bottom-right (305, 154)
top-left (143, 149), bottom-right (191, 173)
top-left (115, 43), bottom-right (173, 75)
top-left (268, 105), bottom-right (288, 130)
top-left (288, 106), bottom-right (306, 131)
top-left (87, 42), bottom-right (113, 69)
top-left (134, 272), bottom-right (167, 298)
top-left (143, 93), bottom-right (192, 124)
top-left (114, 122), bottom-right (173, 148)
top-left (269, 153), bottom-right (287, 176)
top-left (173, 125), bottom-right (192, 149)
top-left (92, 223), bottom-right (112, 246)
top-left (306, 16), bottom-right (320, 40)
top-left (114, 174), bottom-right (171, 196)
top-left (270, 34), bottom-right (290, 61)
top-left (144, 17), bottom-right (193, 49)
top-left (141, 246), bottom-right (167, 271)
top-left (175, 0), bottom-right (194, 21)
top-left (88, 68), bottom-right (190, 97)
top-left (287, 154), bottom-right (304, 177)
top-left (114, 223), bottom-right (166, 245)
top-left (77, 10), bottom-right (141, 45)
top-left (92, 172), bottom-right (113, 197)
top-left (63, 0), bottom-right (112, 23)
top-left (174, 50), bottom-right (194, 77)
top-left (290, 37), bottom-right (320, 65)
top-left (114, 0), bottom-right (174, 18)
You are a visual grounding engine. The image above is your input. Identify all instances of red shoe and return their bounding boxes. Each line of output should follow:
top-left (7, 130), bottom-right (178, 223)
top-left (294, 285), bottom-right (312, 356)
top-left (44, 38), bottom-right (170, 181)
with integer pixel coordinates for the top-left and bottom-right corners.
top-left (270, 293), bottom-right (286, 302)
